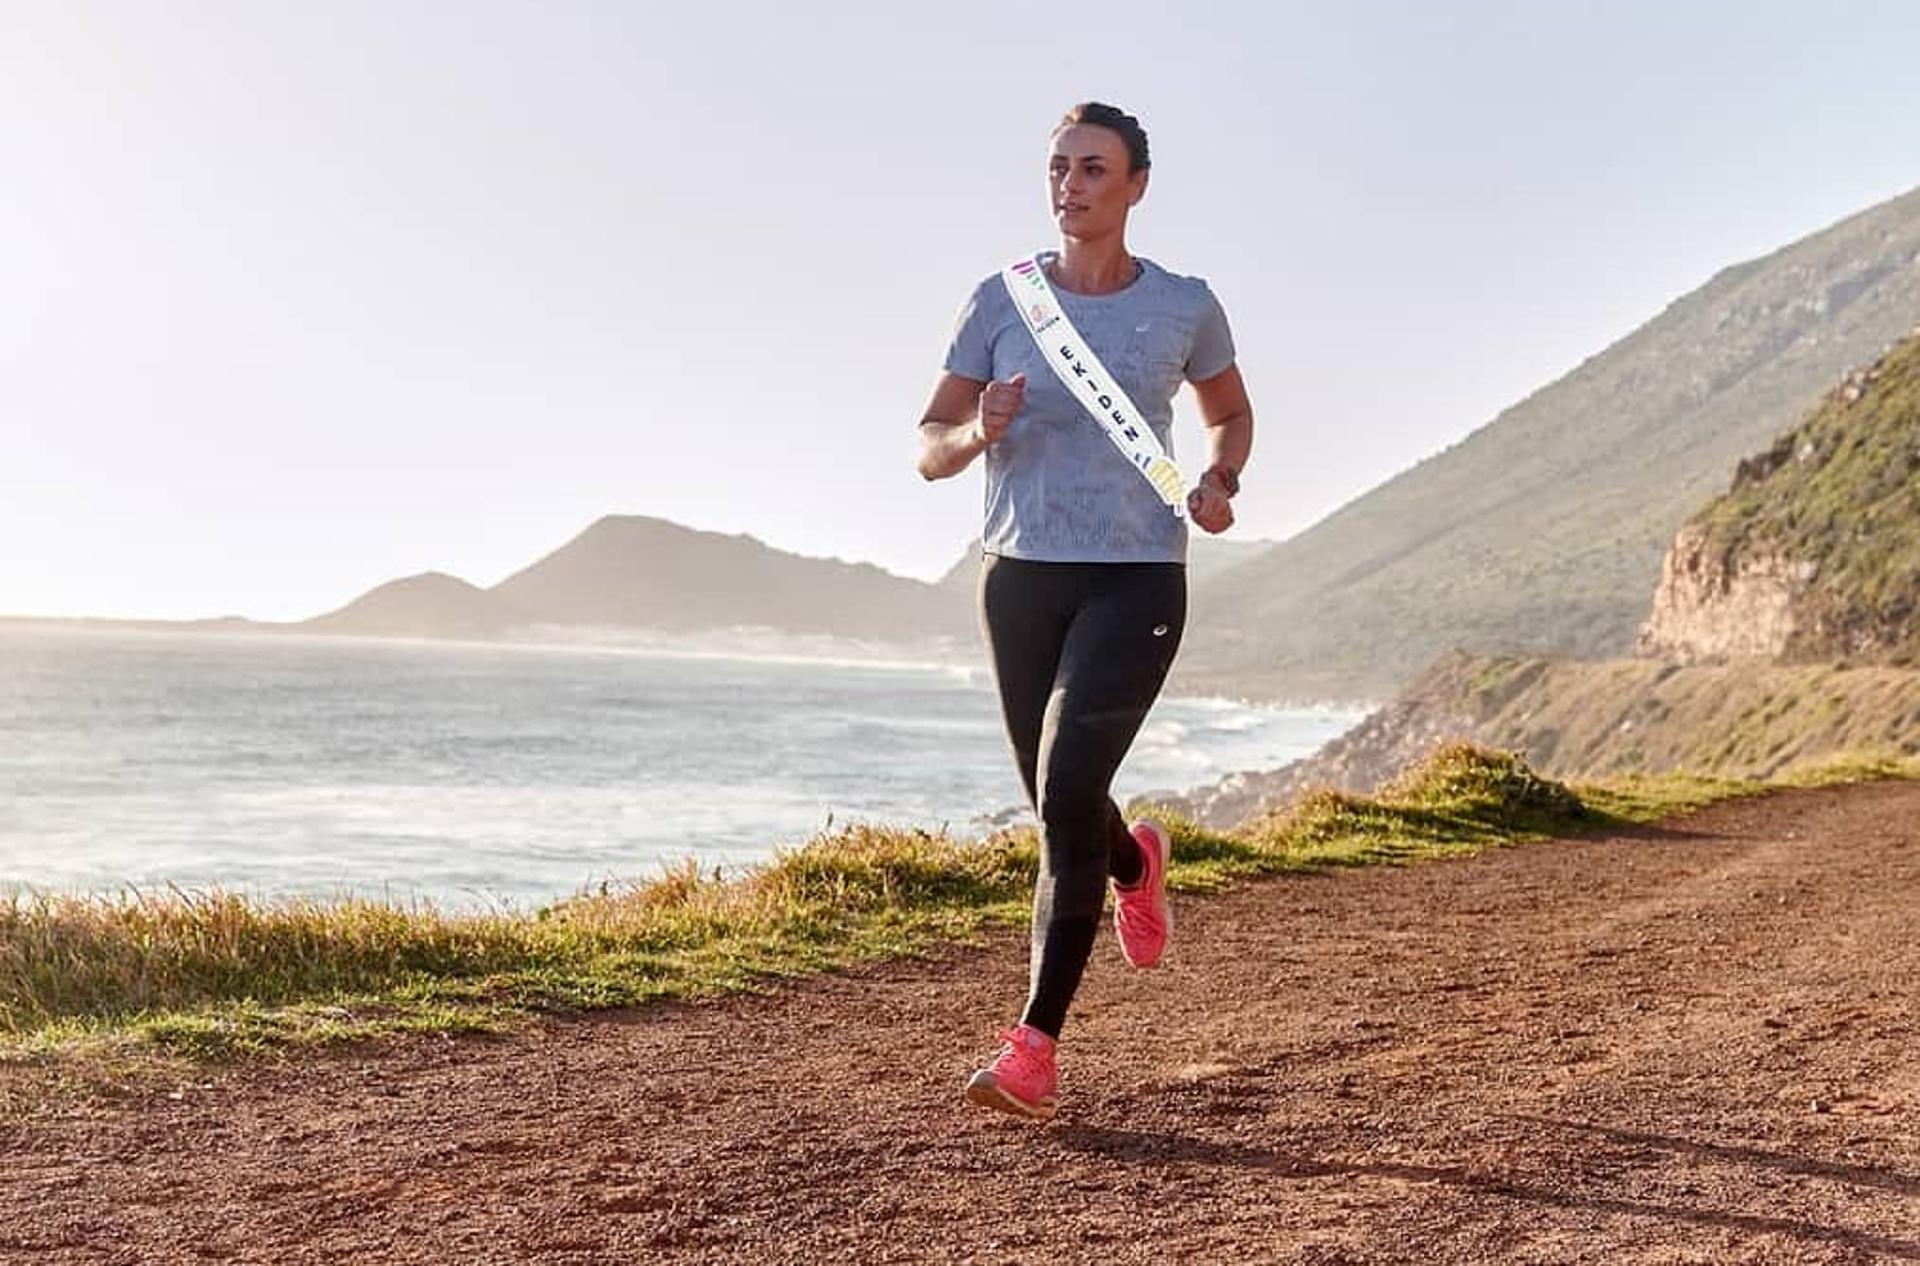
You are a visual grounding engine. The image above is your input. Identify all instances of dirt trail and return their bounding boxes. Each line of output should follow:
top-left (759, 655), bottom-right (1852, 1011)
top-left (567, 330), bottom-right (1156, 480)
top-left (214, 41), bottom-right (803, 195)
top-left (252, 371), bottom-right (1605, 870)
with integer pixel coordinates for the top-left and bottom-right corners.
top-left (5, 783), bottom-right (1919, 1265)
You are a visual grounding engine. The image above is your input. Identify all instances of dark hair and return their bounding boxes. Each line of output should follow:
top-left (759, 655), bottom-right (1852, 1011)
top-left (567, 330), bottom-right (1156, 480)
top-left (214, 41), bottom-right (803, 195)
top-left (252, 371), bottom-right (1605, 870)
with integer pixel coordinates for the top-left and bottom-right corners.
top-left (1054, 102), bottom-right (1150, 174)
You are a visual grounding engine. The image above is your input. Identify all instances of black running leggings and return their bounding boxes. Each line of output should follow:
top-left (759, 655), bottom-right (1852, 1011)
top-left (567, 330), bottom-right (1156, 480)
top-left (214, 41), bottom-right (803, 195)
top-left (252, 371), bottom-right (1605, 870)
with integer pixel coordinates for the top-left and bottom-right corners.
top-left (979, 554), bottom-right (1187, 1039)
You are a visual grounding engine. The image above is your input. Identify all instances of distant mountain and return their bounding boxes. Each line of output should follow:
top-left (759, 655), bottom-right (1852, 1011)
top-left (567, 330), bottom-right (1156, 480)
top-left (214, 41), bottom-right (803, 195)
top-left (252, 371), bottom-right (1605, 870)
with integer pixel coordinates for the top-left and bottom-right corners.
top-left (934, 535), bottom-right (1277, 598)
top-left (486, 515), bottom-right (970, 640)
top-left (1640, 328), bottom-right (1920, 665)
top-left (300, 516), bottom-right (973, 645)
top-left (298, 518), bottom-right (1276, 652)
top-left (304, 572), bottom-right (525, 639)
top-left (1175, 183), bottom-right (1920, 702)
top-left (1186, 536), bottom-right (1279, 581)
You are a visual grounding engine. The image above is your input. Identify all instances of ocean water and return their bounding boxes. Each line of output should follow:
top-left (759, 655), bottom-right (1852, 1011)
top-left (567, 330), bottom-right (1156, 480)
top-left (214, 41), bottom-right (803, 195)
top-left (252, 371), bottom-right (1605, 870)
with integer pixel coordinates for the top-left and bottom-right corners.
top-left (0, 627), bottom-right (1361, 911)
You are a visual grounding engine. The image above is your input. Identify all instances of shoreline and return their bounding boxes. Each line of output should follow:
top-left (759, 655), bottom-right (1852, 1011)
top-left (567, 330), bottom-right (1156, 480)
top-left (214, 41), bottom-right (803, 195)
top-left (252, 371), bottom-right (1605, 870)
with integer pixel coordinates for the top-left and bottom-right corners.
top-left (0, 622), bottom-right (1370, 913)
top-left (0, 617), bottom-right (1380, 711)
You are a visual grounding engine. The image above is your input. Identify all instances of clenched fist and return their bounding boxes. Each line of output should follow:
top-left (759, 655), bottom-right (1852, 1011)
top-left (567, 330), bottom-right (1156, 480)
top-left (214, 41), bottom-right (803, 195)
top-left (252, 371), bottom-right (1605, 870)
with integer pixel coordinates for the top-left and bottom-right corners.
top-left (1187, 481), bottom-right (1234, 534)
top-left (977, 373), bottom-right (1026, 445)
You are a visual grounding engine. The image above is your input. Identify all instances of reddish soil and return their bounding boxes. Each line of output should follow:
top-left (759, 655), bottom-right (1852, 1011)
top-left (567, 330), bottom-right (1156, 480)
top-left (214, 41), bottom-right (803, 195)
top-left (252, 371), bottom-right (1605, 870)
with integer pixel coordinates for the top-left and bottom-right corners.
top-left (4, 782), bottom-right (1919, 1265)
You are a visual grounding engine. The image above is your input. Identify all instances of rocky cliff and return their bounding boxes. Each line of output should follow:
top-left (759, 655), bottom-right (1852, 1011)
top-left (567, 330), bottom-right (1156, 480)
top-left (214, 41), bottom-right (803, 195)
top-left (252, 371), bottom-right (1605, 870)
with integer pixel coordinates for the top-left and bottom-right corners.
top-left (1165, 334), bottom-right (1920, 827)
top-left (1635, 524), bottom-right (1812, 662)
top-left (1637, 330), bottom-right (1920, 666)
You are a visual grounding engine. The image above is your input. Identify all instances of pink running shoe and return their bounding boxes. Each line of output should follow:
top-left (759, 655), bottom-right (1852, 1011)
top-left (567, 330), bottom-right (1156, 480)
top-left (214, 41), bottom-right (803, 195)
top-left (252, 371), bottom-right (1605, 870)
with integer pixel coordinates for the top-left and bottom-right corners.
top-left (964, 1024), bottom-right (1058, 1120)
top-left (1112, 819), bottom-right (1172, 968)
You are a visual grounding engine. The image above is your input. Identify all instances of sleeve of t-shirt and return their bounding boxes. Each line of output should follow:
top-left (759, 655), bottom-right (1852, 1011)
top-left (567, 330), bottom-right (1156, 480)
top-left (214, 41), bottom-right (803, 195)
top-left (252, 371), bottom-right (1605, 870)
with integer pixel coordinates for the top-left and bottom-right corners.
top-left (942, 279), bottom-right (995, 383)
top-left (1185, 284), bottom-right (1237, 383)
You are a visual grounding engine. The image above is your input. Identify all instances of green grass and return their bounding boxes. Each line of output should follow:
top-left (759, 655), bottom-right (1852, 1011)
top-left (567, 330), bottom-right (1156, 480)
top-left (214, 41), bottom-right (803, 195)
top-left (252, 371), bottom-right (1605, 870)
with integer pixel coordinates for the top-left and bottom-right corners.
top-left (1774, 748), bottom-right (1920, 787)
top-left (1694, 331), bottom-right (1920, 662)
top-left (1, 741), bottom-right (1901, 1087)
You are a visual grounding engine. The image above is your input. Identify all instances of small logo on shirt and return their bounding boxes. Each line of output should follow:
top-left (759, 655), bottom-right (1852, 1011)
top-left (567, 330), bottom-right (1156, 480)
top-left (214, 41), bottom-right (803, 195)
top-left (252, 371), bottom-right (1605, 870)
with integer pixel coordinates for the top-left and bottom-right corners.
top-left (1152, 624), bottom-right (1170, 638)
top-left (1135, 322), bottom-right (1152, 333)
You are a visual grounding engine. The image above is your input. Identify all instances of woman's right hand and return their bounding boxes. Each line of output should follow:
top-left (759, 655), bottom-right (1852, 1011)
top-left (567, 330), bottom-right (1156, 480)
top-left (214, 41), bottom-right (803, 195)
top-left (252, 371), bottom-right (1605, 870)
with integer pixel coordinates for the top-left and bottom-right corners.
top-left (977, 373), bottom-right (1026, 445)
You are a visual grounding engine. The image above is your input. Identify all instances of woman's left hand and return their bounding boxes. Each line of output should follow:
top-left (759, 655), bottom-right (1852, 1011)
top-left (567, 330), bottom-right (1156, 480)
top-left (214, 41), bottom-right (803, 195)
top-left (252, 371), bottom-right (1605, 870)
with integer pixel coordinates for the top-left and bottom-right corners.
top-left (1187, 482), bottom-right (1234, 534)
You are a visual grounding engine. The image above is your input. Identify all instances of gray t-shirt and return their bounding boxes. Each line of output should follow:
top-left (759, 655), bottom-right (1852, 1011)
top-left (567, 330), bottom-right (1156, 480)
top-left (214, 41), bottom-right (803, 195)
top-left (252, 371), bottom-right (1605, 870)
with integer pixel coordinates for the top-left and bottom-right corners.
top-left (943, 253), bottom-right (1236, 564)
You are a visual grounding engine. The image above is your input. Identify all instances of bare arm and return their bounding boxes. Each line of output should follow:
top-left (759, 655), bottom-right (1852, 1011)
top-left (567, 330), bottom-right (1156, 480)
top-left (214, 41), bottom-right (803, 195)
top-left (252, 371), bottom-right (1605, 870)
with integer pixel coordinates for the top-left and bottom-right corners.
top-left (916, 371), bottom-right (1025, 481)
top-left (1185, 364), bottom-right (1254, 533)
top-left (1192, 363), bottom-right (1253, 479)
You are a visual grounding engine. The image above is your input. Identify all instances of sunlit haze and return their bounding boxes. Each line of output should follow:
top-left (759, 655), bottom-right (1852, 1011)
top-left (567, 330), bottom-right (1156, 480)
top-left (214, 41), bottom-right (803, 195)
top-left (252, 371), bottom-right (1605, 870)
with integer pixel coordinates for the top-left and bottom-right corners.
top-left (6, 0), bottom-right (1920, 620)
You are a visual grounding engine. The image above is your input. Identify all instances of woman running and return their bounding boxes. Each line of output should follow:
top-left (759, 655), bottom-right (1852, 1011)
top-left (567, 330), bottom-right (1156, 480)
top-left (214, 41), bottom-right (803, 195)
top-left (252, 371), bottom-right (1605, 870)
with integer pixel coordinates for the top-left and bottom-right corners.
top-left (916, 102), bottom-right (1254, 1120)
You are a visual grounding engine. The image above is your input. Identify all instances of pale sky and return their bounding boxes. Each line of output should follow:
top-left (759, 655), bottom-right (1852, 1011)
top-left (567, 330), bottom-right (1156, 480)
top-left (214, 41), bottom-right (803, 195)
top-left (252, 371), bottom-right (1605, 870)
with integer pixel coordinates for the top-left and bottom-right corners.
top-left (6, 1), bottom-right (1919, 620)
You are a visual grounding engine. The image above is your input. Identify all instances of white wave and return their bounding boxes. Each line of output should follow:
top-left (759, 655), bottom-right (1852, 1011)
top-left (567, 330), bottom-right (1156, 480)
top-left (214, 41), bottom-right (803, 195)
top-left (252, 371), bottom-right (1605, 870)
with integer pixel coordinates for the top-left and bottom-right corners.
top-left (3, 638), bottom-right (1366, 912)
top-left (1193, 711), bottom-right (1270, 734)
top-left (1138, 719), bottom-right (1191, 744)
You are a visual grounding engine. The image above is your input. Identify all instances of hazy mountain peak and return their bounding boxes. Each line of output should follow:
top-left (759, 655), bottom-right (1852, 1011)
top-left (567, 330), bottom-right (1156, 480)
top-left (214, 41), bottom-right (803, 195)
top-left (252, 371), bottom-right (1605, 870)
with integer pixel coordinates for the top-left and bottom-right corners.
top-left (304, 570), bottom-right (512, 638)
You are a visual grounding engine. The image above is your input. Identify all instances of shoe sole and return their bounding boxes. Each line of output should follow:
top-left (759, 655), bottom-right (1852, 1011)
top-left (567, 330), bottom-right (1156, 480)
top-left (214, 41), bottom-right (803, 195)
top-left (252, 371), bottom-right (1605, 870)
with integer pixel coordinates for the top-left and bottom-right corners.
top-left (964, 1072), bottom-right (1058, 1121)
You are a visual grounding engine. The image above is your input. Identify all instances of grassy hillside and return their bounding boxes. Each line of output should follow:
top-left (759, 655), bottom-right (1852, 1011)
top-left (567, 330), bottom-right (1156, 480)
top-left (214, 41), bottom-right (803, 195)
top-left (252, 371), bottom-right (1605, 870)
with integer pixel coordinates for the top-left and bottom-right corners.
top-left (1419, 654), bottom-right (1920, 779)
top-left (1176, 184), bottom-right (1920, 702)
top-left (1156, 651), bottom-right (1920, 826)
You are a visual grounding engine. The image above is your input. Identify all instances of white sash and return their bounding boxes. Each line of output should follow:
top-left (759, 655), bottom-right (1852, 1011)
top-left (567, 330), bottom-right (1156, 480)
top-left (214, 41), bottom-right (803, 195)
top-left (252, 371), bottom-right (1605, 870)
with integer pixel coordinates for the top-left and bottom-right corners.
top-left (1000, 254), bottom-right (1186, 516)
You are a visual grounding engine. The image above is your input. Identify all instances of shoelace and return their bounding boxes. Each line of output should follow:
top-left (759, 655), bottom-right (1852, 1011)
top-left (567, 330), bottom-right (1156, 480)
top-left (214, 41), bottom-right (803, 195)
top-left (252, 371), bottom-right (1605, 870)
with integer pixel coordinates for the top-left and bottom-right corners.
top-left (1116, 875), bottom-right (1163, 916)
top-left (993, 1028), bottom-right (1049, 1075)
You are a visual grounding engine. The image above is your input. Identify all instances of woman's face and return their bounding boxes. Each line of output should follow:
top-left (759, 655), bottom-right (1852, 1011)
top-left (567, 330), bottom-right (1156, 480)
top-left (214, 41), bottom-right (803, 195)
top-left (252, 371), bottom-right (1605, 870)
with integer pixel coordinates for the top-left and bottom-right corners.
top-left (1048, 124), bottom-right (1147, 240)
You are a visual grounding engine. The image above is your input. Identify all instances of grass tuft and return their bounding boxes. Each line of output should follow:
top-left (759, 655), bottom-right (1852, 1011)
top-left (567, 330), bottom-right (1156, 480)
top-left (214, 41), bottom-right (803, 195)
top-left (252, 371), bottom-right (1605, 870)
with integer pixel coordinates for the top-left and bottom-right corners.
top-left (1773, 748), bottom-right (1920, 787)
top-left (2, 741), bottom-right (1908, 1083)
